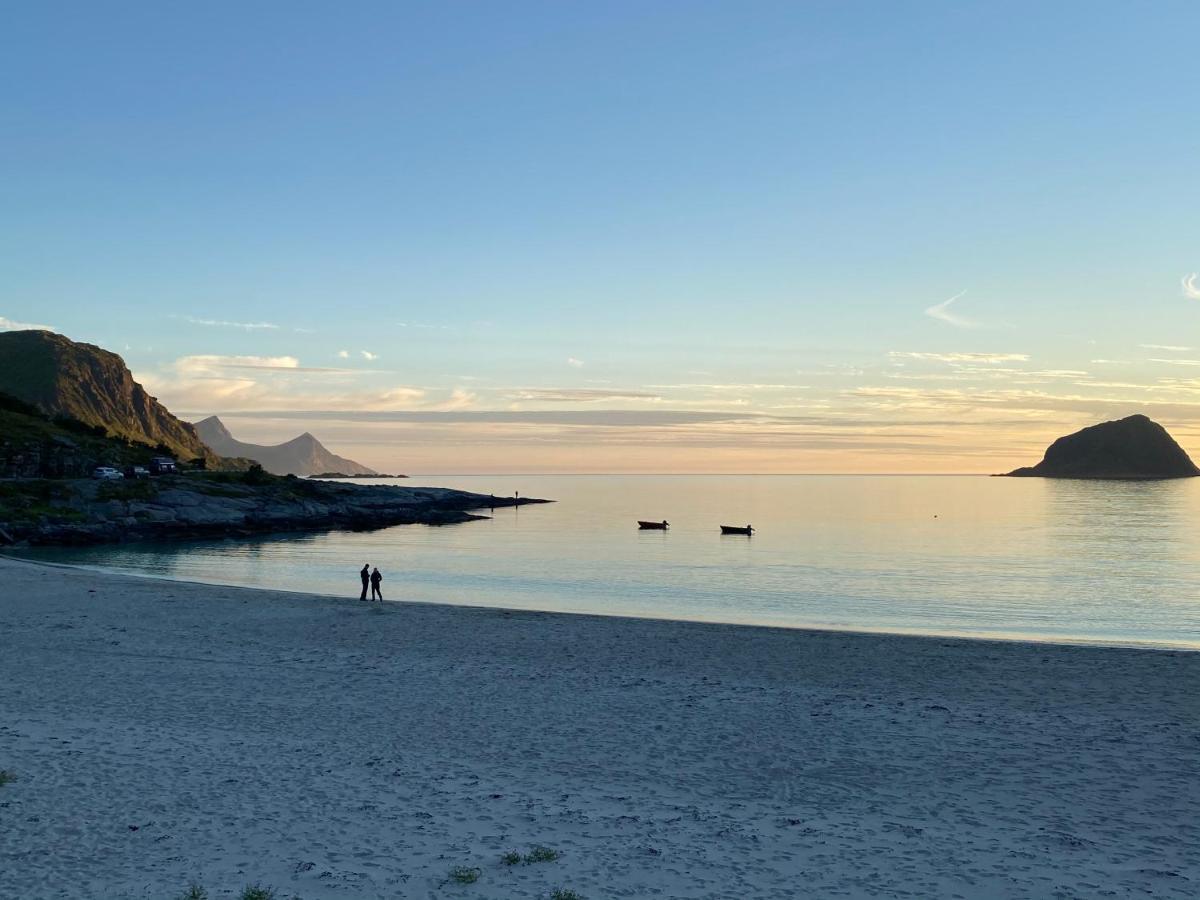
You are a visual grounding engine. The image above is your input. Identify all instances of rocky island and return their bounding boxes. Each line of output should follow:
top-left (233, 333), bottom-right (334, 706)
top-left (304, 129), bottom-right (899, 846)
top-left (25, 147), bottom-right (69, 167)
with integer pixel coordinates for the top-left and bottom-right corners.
top-left (1004, 414), bottom-right (1200, 480)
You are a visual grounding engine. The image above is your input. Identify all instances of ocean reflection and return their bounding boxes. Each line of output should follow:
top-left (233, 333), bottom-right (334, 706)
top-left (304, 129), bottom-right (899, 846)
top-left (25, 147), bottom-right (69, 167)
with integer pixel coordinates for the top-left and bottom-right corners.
top-left (16, 475), bottom-right (1200, 649)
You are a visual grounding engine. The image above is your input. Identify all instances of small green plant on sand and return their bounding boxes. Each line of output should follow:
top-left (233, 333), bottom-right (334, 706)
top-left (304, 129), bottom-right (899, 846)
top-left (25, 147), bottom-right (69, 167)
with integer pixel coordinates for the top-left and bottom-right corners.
top-left (178, 885), bottom-right (207, 900)
top-left (550, 890), bottom-right (583, 900)
top-left (240, 886), bottom-right (276, 900)
top-left (501, 850), bottom-right (523, 866)
top-left (524, 845), bottom-right (561, 864)
top-left (448, 865), bottom-right (481, 884)
top-left (0, 770), bottom-right (15, 787)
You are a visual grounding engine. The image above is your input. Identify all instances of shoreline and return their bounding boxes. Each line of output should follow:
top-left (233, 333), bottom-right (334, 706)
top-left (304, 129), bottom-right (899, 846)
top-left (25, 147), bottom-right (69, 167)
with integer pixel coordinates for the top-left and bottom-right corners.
top-left (0, 474), bottom-right (549, 547)
top-left (3, 555), bottom-right (1197, 898)
top-left (6, 552), bottom-right (1197, 653)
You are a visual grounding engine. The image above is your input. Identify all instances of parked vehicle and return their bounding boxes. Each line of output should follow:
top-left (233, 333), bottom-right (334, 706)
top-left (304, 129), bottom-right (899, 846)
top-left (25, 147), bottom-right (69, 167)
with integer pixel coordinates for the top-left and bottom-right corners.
top-left (148, 456), bottom-right (177, 475)
top-left (91, 466), bottom-right (124, 480)
top-left (124, 465), bottom-right (150, 479)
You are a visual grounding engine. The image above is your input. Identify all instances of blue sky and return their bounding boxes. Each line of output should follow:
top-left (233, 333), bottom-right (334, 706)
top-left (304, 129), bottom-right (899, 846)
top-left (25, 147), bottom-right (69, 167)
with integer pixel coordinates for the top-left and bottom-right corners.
top-left (4, 2), bottom-right (1200, 471)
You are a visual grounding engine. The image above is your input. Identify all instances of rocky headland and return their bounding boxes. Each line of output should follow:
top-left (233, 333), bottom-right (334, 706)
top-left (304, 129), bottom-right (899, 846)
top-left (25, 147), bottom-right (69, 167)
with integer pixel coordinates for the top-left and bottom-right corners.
top-left (0, 473), bottom-right (547, 547)
top-left (0, 330), bottom-right (225, 465)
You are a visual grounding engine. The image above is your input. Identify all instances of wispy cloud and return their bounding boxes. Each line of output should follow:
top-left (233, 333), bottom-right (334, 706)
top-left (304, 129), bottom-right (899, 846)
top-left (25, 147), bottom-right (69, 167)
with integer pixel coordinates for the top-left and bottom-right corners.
top-left (567, 357), bottom-right (585, 368)
top-left (1140, 344), bottom-right (1192, 352)
top-left (0, 314), bottom-right (55, 332)
top-left (509, 388), bottom-right (662, 403)
top-left (890, 351), bottom-right (1029, 364)
top-left (924, 290), bottom-right (976, 328)
top-left (173, 355), bottom-right (356, 374)
top-left (360, 350), bottom-right (378, 361)
top-left (183, 316), bottom-right (279, 331)
top-left (1182, 273), bottom-right (1200, 300)
top-left (1150, 358), bottom-right (1200, 367)
top-left (649, 382), bottom-right (801, 391)
top-left (337, 350), bottom-right (350, 359)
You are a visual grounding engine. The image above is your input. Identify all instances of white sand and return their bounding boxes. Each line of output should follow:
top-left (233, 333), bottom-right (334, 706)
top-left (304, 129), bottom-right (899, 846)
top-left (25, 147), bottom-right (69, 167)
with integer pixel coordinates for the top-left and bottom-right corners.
top-left (1, 556), bottom-right (1196, 899)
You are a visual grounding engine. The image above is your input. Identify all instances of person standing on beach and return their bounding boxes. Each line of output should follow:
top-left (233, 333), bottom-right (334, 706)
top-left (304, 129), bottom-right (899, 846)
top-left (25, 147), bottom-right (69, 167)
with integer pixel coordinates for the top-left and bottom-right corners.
top-left (359, 563), bottom-right (370, 601)
top-left (370, 566), bottom-right (383, 601)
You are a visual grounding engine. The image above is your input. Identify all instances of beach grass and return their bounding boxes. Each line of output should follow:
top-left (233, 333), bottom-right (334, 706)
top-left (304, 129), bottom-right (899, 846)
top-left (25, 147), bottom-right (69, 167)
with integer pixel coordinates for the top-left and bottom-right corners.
top-left (501, 850), bottom-right (523, 865)
top-left (549, 889), bottom-right (583, 900)
top-left (448, 865), bottom-right (481, 884)
top-left (239, 885), bottom-right (276, 900)
top-left (177, 885), bottom-right (207, 900)
top-left (524, 845), bottom-right (562, 864)
top-left (0, 769), bottom-right (15, 787)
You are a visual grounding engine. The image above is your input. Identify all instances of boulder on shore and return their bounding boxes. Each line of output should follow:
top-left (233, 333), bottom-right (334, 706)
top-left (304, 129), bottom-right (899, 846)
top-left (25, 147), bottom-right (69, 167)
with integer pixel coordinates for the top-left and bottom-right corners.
top-left (1005, 414), bottom-right (1200, 480)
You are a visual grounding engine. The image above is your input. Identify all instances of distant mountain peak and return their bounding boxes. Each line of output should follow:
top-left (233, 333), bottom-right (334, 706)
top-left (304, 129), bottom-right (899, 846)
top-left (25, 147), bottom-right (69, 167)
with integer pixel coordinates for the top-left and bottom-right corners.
top-left (194, 415), bottom-right (233, 441)
top-left (194, 417), bottom-right (377, 477)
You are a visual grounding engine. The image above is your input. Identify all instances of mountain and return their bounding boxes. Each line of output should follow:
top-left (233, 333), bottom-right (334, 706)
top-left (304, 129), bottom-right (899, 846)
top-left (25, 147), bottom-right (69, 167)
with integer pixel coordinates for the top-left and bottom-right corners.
top-left (0, 330), bottom-right (220, 464)
top-left (194, 416), bottom-right (378, 477)
top-left (1005, 414), bottom-right (1200, 479)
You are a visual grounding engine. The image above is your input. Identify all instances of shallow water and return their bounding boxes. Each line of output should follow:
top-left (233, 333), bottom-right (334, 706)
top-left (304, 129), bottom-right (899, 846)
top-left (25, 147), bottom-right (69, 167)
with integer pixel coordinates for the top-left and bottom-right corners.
top-left (16, 475), bottom-right (1200, 648)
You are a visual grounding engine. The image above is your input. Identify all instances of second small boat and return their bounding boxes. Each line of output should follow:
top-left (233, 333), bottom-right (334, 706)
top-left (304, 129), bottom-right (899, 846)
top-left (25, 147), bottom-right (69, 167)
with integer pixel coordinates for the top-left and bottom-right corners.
top-left (720, 524), bottom-right (754, 536)
top-left (638, 520), bottom-right (670, 530)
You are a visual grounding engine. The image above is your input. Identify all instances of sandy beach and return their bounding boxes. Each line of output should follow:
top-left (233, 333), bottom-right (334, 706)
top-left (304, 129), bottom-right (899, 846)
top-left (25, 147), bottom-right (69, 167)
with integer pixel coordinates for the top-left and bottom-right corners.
top-left (1, 555), bottom-right (1197, 899)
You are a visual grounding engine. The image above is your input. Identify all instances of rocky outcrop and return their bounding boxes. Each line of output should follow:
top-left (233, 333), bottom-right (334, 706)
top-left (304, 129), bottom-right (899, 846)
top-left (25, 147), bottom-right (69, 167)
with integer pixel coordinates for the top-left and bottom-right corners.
top-left (0, 330), bottom-right (218, 464)
top-left (194, 416), bottom-right (379, 477)
top-left (0, 475), bottom-right (547, 546)
top-left (1005, 414), bottom-right (1200, 480)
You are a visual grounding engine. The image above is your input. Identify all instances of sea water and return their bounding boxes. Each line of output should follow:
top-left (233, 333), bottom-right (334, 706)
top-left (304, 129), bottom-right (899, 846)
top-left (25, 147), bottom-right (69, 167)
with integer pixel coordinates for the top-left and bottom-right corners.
top-left (15, 475), bottom-right (1200, 649)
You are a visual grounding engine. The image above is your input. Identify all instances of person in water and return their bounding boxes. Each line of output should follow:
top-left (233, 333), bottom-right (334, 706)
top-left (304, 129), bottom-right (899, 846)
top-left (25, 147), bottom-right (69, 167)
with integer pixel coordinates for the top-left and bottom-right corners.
top-left (370, 566), bottom-right (383, 601)
top-left (359, 563), bottom-right (370, 601)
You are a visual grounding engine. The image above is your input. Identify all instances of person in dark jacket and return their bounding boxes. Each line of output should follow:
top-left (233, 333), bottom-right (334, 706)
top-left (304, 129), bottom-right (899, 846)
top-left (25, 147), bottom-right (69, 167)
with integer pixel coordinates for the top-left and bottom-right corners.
top-left (359, 564), bottom-right (370, 601)
top-left (370, 566), bottom-right (383, 601)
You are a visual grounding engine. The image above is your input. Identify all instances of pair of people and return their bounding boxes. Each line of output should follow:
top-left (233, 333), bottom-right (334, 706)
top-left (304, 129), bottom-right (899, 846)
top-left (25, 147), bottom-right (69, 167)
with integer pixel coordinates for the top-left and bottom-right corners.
top-left (359, 564), bottom-right (383, 601)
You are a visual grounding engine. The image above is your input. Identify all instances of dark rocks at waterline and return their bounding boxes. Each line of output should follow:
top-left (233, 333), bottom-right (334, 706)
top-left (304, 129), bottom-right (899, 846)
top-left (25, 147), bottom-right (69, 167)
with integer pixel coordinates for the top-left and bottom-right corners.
top-left (1004, 414), bottom-right (1200, 480)
top-left (0, 476), bottom-right (549, 547)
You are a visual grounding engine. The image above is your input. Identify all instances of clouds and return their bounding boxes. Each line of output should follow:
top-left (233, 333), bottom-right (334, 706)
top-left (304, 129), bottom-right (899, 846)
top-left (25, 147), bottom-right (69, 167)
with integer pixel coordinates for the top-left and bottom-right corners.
top-left (567, 357), bottom-right (584, 368)
top-left (137, 351), bottom-right (412, 413)
top-left (1183, 273), bottom-right (1200, 300)
top-left (924, 291), bottom-right (976, 328)
top-left (1140, 344), bottom-right (1192, 352)
top-left (360, 350), bottom-right (378, 361)
top-left (183, 316), bottom-right (279, 331)
top-left (0, 314), bottom-right (56, 332)
top-left (173, 355), bottom-right (304, 372)
top-left (337, 350), bottom-right (350, 359)
top-left (510, 388), bottom-right (661, 403)
top-left (890, 351), bottom-right (1030, 364)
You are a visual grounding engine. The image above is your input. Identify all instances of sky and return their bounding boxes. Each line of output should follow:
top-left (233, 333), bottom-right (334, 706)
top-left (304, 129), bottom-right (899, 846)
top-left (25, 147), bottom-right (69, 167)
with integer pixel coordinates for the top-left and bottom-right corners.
top-left (4, 1), bottom-right (1200, 472)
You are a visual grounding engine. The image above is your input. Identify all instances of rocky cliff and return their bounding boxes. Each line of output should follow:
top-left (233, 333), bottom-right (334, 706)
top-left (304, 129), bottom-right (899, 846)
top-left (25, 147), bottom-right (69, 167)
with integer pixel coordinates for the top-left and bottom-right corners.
top-left (194, 416), bottom-right (378, 476)
top-left (0, 330), bottom-right (217, 464)
top-left (1005, 414), bottom-right (1200, 479)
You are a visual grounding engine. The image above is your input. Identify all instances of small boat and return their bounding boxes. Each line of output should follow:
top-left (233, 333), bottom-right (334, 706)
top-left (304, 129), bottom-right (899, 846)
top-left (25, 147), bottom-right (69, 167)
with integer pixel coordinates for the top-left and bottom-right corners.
top-left (638, 520), bottom-right (670, 530)
top-left (720, 524), bottom-right (754, 536)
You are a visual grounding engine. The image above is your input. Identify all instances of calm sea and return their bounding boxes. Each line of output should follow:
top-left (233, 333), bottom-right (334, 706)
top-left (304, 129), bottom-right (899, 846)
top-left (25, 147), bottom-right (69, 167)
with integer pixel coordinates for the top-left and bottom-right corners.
top-left (15, 475), bottom-right (1200, 649)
